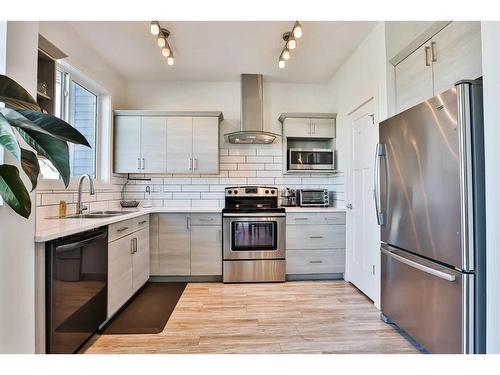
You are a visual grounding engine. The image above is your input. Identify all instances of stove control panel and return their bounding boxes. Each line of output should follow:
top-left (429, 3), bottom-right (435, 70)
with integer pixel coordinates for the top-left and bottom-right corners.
top-left (225, 186), bottom-right (278, 197)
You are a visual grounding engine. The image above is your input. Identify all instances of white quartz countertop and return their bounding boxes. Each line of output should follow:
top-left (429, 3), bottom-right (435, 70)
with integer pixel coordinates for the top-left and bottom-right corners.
top-left (35, 207), bottom-right (222, 243)
top-left (35, 206), bottom-right (344, 242)
top-left (283, 206), bottom-right (346, 213)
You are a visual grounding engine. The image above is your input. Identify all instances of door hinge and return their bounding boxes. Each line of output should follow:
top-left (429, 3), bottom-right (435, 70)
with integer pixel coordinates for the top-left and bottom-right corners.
top-left (369, 113), bottom-right (375, 125)
top-left (372, 264), bottom-right (375, 275)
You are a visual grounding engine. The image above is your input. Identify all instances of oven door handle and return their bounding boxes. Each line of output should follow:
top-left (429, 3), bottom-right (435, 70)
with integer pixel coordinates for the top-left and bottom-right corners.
top-left (223, 213), bottom-right (286, 218)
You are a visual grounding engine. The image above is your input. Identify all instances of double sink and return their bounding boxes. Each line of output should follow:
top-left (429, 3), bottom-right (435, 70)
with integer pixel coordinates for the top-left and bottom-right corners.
top-left (49, 210), bottom-right (139, 219)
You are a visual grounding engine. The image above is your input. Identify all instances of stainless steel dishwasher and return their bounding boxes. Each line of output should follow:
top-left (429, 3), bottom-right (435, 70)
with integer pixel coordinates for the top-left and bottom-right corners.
top-left (46, 227), bottom-right (108, 353)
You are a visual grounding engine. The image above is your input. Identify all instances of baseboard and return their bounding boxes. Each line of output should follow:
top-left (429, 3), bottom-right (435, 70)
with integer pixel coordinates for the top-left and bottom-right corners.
top-left (286, 273), bottom-right (344, 281)
top-left (149, 275), bottom-right (223, 282)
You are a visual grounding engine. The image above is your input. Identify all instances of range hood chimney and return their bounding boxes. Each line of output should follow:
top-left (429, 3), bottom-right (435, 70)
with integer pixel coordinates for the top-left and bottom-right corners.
top-left (225, 74), bottom-right (280, 144)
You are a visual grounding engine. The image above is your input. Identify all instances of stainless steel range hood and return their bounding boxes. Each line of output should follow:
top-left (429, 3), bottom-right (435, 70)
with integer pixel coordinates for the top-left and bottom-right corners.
top-left (225, 74), bottom-right (280, 144)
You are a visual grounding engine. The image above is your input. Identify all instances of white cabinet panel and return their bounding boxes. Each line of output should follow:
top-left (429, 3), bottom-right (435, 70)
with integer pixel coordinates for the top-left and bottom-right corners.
top-left (108, 234), bottom-right (133, 318)
top-left (310, 118), bottom-right (335, 138)
top-left (158, 214), bottom-right (191, 275)
top-left (192, 117), bottom-right (219, 174)
top-left (286, 249), bottom-right (345, 274)
top-left (283, 118), bottom-right (311, 137)
top-left (432, 21), bottom-right (482, 95)
top-left (166, 117), bottom-right (193, 174)
top-left (141, 117), bottom-right (167, 173)
top-left (114, 116), bottom-right (141, 173)
top-left (132, 227), bottom-right (150, 293)
top-left (190, 225), bottom-right (222, 276)
top-left (396, 43), bottom-right (434, 113)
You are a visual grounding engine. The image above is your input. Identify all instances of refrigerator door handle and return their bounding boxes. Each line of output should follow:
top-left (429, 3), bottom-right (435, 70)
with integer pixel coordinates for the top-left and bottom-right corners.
top-left (374, 143), bottom-right (387, 225)
top-left (381, 247), bottom-right (456, 282)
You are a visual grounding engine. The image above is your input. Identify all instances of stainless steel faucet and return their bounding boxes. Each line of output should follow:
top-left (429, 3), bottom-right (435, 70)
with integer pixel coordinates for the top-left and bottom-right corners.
top-left (77, 174), bottom-right (95, 214)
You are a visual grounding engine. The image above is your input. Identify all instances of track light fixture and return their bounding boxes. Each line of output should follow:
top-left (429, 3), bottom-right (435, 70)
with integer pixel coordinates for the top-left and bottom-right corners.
top-left (150, 21), bottom-right (175, 66)
top-left (278, 21), bottom-right (303, 69)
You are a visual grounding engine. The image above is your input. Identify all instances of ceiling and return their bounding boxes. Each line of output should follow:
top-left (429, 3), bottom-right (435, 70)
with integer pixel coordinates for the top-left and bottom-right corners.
top-left (59, 21), bottom-right (377, 84)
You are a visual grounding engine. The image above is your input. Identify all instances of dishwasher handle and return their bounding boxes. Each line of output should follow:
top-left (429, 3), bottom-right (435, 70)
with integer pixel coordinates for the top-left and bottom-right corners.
top-left (55, 231), bottom-right (107, 254)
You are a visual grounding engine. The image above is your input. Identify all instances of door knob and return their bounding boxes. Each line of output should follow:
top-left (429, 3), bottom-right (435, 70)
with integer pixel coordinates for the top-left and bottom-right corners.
top-left (346, 203), bottom-right (353, 210)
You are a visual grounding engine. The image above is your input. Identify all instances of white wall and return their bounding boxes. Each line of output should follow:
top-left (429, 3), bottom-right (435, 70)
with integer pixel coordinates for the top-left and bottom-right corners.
top-left (38, 22), bottom-right (127, 108)
top-left (481, 21), bottom-right (500, 354)
top-left (326, 22), bottom-right (389, 308)
top-left (0, 21), bottom-right (39, 354)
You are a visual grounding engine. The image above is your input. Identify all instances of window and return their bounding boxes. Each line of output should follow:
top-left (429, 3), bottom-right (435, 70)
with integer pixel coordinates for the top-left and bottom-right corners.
top-left (39, 66), bottom-right (98, 180)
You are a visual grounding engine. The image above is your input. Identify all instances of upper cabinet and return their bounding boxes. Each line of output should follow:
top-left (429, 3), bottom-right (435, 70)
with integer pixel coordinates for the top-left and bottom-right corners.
top-left (113, 111), bottom-right (222, 174)
top-left (281, 115), bottom-right (336, 139)
top-left (395, 21), bottom-right (482, 113)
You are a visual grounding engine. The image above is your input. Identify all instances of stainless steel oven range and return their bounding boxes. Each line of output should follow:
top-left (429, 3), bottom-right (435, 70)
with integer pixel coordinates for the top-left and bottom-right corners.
top-left (222, 186), bottom-right (286, 283)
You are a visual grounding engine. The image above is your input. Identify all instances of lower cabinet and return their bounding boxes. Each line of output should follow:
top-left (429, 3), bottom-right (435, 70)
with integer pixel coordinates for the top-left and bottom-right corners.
top-left (107, 215), bottom-right (150, 319)
top-left (152, 213), bottom-right (222, 276)
top-left (286, 212), bottom-right (346, 277)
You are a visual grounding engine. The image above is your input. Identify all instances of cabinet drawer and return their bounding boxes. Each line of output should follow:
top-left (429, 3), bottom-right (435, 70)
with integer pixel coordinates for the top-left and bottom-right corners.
top-left (286, 224), bottom-right (346, 250)
top-left (287, 212), bottom-right (345, 225)
top-left (286, 249), bottom-right (345, 274)
top-left (190, 213), bottom-right (222, 226)
top-left (108, 214), bottom-right (149, 242)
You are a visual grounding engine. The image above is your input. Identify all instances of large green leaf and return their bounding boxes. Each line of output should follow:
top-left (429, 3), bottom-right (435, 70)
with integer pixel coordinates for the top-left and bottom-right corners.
top-left (0, 113), bottom-right (21, 160)
top-left (0, 108), bottom-right (55, 137)
top-left (0, 164), bottom-right (31, 218)
top-left (0, 74), bottom-right (40, 111)
top-left (15, 127), bottom-right (70, 187)
top-left (17, 110), bottom-right (91, 147)
top-left (20, 148), bottom-right (40, 191)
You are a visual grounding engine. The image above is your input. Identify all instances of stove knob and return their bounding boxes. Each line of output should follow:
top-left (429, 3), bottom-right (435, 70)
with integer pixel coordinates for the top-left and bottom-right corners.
top-left (227, 190), bottom-right (232, 194)
top-left (233, 190), bottom-right (238, 195)
top-left (271, 190), bottom-right (276, 195)
top-left (265, 190), bottom-right (270, 194)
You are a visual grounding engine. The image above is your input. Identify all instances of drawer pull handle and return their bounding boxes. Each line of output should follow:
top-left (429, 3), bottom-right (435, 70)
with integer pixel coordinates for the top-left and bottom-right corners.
top-left (309, 260), bottom-right (323, 264)
top-left (138, 220), bottom-right (148, 225)
top-left (294, 218), bottom-right (309, 221)
top-left (117, 226), bottom-right (129, 232)
top-left (310, 236), bottom-right (324, 239)
top-left (199, 218), bottom-right (214, 221)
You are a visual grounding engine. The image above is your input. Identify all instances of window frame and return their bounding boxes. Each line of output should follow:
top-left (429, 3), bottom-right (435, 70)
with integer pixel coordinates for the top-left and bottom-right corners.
top-left (38, 61), bottom-right (111, 191)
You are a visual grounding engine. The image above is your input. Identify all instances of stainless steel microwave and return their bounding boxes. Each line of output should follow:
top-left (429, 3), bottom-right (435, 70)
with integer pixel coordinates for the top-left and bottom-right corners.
top-left (288, 148), bottom-right (334, 170)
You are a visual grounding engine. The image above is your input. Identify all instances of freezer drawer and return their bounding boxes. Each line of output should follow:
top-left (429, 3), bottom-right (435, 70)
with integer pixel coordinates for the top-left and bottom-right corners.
top-left (381, 244), bottom-right (473, 353)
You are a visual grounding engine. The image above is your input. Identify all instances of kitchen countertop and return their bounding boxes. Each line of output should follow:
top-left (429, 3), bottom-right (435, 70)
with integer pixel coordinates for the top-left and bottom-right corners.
top-left (35, 206), bottom-right (345, 242)
top-left (283, 206), bottom-right (346, 213)
top-left (35, 207), bottom-right (222, 243)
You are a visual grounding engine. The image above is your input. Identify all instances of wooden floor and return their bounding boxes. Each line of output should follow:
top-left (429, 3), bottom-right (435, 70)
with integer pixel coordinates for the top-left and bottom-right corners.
top-left (81, 280), bottom-right (419, 354)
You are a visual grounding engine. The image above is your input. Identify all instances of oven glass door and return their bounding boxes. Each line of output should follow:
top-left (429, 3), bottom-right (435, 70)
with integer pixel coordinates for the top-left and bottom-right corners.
top-left (232, 221), bottom-right (277, 251)
top-left (289, 150), bottom-right (333, 169)
top-left (223, 216), bottom-right (285, 260)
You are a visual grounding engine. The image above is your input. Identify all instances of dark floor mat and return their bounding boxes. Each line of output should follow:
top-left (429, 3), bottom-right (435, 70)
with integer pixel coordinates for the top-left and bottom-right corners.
top-left (102, 282), bottom-right (186, 335)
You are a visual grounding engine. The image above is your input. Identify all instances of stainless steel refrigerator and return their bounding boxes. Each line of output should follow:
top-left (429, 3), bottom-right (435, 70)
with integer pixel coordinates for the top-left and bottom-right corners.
top-left (376, 80), bottom-right (485, 354)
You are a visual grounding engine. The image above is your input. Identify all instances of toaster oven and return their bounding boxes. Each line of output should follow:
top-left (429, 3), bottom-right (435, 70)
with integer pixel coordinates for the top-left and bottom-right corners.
top-left (296, 189), bottom-right (330, 207)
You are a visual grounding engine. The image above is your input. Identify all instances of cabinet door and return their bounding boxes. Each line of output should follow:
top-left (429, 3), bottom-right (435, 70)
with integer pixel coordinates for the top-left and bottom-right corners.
top-left (114, 116), bottom-right (141, 173)
top-left (108, 235), bottom-right (133, 318)
top-left (166, 117), bottom-right (193, 174)
top-left (132, 227), bottom-right (150, 293)
top-left (432, 21), bottom-right (482, 96)
top-left (141, 117), bottom-right (167, 173)
top-left (283, 118), bottom-right (311, 137)
top-left (192, 117), bottom-right (219, 174)
top-left (190, 225), bottom-right (222, 276)
top-left (158, 214), bottom-right (191, 275)
top-left (395, 43), bottom-right (434, 113)
top-left (310, 118), bottom-right (335, 138)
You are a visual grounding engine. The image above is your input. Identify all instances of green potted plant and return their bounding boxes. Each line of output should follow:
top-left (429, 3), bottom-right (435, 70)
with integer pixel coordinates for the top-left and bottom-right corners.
top-left (0, 74), bottom-right (90, 218)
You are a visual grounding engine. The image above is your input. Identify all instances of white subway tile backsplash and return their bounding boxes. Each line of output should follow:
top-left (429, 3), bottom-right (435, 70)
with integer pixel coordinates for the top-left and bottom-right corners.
top-left (191, 177), bottom-right (219, 185)
top-left (173, 192), bottom-right (201, 200)
top-left (219, 177), bottom-right (247, 185)
top-left (220, 156), bottom-right (246, 163)
top-left (163, 185), bottom-right (183, 192)
top-left (265, 163), bottom-right (282, 171)
top-left (182, 185), bottom-right (210, 192)
top-left (256, 170), bottom-right (282, 177)
top-left (257, 148), bottom-right (281, 156)
top-left (246, 156), bottom-right (274, 163)
top-left (237, 163), bottom-right (264, 171)
top-left (164, 199), bottom-right (191, 208)
top-left (229, 170), bottom-right (256, 178)
top-left (41, 193), bottom-right (74, 206)
top-left (163, 177), bottom-right (192, 185)
top-left (228, 149), bottom-right (257, 156)
top-left (247, 178), bottom-right (275, 185)
top-left (220, 163), bottom-right (237, 171)
top-left (201, 192), bottom-right (225, 200)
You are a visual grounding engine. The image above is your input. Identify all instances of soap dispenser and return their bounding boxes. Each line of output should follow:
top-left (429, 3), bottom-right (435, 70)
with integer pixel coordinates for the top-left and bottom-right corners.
top-left (143, 185), bottom-right (152, 208)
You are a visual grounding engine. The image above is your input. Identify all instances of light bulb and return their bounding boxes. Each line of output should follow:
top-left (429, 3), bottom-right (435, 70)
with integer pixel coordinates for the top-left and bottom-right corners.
top-left (167, 56), bottom-right (175, 66)
top-left (287, 38), bottom-right (296, 50)
top-left (278, 59), bottom-right (285, 69)
top-left (150, 21), bottom-right (160, 35)
top-left (162, 46), bottom-right (171, 57)
top-left (157, 35), bottom-right (166, 48)
top-left (293, 23), bottom-right (302, 38)
top-left (282, 49), bottom-right (290, 60)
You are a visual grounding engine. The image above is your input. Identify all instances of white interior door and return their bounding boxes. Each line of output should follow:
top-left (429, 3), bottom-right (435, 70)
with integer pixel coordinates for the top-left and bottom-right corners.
top-left (347, 100), bottom-right (379, 305)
